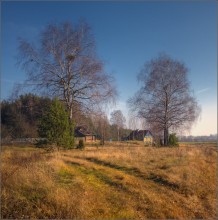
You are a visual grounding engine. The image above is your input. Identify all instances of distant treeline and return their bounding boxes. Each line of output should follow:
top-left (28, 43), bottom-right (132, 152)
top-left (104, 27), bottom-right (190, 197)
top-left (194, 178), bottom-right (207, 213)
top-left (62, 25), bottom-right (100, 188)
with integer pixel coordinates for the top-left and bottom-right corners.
top-left (178, 134), bottom-right (217, 142)
top-left (1, 93), bottom-right (131, 141)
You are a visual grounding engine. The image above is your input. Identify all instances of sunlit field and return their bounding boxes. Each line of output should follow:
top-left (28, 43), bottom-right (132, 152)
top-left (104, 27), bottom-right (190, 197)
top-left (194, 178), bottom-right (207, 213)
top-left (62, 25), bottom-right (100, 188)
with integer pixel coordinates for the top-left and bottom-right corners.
top-left (1, 142), bottom-right (217, 219)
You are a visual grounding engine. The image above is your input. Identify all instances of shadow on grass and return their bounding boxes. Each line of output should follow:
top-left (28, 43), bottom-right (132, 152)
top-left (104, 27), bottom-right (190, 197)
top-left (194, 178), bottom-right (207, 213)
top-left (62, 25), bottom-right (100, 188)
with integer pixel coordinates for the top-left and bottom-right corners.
top-left (82, 157), bottom-right (144, 177)
top-left (147, 173), bottom-right (179, 190)
top-left (78, 157), bottom-right (180, 191)
top-left (64, 160), bottom-right (129, 192)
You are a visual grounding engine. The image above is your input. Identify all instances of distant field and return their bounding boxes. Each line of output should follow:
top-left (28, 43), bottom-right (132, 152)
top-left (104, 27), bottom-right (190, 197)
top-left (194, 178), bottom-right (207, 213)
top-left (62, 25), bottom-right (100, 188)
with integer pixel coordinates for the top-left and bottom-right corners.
top-left (1, 142), bottom-right (217, 219)
top-left (179, 141), bottom-right (217, 145)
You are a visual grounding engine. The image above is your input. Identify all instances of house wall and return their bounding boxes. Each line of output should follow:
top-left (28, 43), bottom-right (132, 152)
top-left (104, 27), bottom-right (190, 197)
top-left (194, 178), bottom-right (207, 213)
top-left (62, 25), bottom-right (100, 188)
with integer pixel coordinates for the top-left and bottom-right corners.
top-left (85, 136), bottom-right (96, 142)
top-left (75, 136), bottom-right (96, 143)
top-left (144, 136), bottom-right (153, 145)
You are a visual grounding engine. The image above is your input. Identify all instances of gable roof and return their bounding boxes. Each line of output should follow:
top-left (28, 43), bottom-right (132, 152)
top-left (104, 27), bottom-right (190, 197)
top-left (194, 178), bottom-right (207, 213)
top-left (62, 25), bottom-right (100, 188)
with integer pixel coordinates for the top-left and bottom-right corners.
top-left (74, 126), bottom-right (95, 137)
top-left (127, 129), bottom-right (153, 139)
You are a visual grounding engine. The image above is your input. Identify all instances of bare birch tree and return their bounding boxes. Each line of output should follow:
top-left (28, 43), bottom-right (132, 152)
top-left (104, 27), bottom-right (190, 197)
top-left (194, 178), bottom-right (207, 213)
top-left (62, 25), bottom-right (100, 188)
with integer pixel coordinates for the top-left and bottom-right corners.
top-left (128, 54), bottom-right (200, 146)
top-left (128, 113), bottom-right (139, 140)
top-left (98, 113), bottom-right (109, 145)
top-left (110, 110), bottom-right (126, 141)
top-left (90, 109), bottom-right (109, 145)
top-left (17, 21), bottom-right (116, 122)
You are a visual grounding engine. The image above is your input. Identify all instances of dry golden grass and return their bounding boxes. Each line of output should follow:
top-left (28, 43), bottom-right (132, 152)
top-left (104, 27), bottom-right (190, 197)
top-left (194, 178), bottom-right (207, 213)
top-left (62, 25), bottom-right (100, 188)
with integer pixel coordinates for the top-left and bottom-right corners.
top-left (1, 142), bottom-right (217, 219)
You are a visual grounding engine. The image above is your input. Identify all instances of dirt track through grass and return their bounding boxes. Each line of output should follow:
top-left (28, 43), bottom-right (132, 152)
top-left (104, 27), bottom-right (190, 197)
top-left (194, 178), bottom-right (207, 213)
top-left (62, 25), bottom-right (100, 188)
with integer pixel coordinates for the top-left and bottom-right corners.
top-left (61, 155), bottom-right (173, 219)
top-left (74, 156), bottom-right (181, 191)
top-left (2, 143), bottom-right (217, 219)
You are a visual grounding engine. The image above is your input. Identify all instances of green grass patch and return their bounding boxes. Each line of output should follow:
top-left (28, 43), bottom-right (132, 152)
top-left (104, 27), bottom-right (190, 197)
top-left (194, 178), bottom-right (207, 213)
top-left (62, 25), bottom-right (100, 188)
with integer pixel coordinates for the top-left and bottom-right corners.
top-left (66, 161), bottom-right (129, 191)
top-left (57, 168), bottom-right (74, 185)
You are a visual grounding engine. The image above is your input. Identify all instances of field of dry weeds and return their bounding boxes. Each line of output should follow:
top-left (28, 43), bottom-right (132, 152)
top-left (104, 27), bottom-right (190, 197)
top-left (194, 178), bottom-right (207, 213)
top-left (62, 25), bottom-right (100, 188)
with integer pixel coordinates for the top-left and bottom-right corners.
top-left (1, 142), bottom-right (217, 219)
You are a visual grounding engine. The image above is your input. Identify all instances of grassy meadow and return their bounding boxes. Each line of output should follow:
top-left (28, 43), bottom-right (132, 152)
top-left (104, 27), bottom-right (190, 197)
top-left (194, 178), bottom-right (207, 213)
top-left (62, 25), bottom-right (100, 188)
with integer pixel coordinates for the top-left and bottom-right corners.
top-left (1, 141), bottom-right (217, 219)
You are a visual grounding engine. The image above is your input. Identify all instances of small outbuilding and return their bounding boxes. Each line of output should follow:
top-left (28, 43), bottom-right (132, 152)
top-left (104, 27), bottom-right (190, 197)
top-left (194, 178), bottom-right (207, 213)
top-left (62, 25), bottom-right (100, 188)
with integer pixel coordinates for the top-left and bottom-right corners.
top-left (74, 126), bottom-right (96, 142)
top-left (126, 129), bottom-right (153, 145)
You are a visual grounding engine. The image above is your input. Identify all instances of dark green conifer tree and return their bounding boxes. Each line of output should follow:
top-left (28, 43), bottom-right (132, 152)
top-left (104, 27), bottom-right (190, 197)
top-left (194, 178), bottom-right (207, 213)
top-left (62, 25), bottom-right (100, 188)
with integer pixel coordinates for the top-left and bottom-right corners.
top-left (38, 98), bottom-right (74, 149)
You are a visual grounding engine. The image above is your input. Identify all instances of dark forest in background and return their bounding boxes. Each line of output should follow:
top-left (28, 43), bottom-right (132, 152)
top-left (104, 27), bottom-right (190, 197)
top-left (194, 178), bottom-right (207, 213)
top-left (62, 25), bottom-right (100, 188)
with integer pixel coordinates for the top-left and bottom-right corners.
top-left (1, 93), bottom-right (131, 141)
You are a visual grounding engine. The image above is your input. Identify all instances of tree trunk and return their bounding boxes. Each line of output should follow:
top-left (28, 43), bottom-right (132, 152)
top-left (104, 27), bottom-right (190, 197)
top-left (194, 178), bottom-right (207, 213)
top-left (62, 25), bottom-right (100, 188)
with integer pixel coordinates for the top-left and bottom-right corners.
top-left (164, 90), bottom-right (169, 146)
top-left (164, 128), bottom-right (168, 146)
top-left (102, 121), bottom-right (105, 145)
top-left (102, 133), bottom-right (105, 145)
top-left (117, 127), bottom-right (120, 141)
top-left (69, 105), bottom-right (74, 146)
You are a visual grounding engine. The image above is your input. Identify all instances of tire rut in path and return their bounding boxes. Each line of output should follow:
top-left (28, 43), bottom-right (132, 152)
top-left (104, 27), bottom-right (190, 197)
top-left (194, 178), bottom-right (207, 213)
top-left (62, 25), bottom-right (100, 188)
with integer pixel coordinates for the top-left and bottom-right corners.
top-left (74, 156), bottom-right (180, 191)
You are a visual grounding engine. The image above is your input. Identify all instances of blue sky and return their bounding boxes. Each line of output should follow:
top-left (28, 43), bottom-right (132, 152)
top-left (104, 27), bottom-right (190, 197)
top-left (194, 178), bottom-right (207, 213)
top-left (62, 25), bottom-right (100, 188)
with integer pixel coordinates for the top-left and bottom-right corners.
top-left (1, 1), bottom-right (217, 135)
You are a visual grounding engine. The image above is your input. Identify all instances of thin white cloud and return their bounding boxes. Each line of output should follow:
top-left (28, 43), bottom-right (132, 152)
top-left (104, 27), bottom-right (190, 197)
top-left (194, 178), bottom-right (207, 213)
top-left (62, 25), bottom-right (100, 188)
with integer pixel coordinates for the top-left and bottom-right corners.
top-left (196, 88), bottom-right (210, 94)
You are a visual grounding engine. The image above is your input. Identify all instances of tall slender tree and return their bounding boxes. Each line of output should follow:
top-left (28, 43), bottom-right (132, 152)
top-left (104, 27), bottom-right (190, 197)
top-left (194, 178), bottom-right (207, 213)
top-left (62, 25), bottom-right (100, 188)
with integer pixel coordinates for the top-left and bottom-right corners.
top-left (128, 54), bottom-right (200, 145)
top-left (110, 110), bottom-right (126, 141)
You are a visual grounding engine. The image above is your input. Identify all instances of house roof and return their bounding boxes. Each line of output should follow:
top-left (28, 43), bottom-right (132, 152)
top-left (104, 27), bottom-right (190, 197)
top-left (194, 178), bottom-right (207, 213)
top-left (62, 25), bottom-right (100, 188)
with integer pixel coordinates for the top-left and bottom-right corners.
top-left (74, 126), bottom-right (95, 137)
top-left (127, 129), bottom-right (152, 139)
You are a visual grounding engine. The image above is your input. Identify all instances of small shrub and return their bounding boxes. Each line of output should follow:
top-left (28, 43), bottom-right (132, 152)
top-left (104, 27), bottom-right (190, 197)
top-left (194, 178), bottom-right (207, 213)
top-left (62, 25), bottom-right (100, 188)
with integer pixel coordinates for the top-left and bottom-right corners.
top-left (153, 138), bottom-right (163, 147)
top-left (77, 140), bottom-right (85, 150)
top-left (100, 139), bottom-right (104, 145)
top-left (168, 133), bottom-right (179, 147)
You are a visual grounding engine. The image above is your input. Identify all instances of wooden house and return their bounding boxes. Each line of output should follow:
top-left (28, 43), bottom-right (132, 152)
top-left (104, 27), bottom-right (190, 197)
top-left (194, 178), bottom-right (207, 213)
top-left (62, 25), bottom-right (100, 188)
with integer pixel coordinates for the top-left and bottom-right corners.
top-left (126, 129), bottom-right (153, 145)
top-left (74, 126), bottom-right (96, 142)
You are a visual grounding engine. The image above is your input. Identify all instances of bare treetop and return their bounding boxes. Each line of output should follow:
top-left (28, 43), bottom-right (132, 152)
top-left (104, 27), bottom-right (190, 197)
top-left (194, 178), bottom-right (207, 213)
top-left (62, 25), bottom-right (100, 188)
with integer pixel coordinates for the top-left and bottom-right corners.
top-left (17, 21), bottom-right (117, 120)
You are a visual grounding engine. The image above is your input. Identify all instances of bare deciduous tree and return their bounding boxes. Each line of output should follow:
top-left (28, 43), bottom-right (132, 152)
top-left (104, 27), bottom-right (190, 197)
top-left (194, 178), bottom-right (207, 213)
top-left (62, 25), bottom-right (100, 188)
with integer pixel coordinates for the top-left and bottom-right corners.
top-left (128, 54), bottom-right (200, 146)
top-left (127, 112), bottom-right (139, 140)
top-left (90, 109), bottom-right (109, 145)
top-left (17, 21), bottom-right (116, 122)
top-left (110, 110), bottom-right (126, 141)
